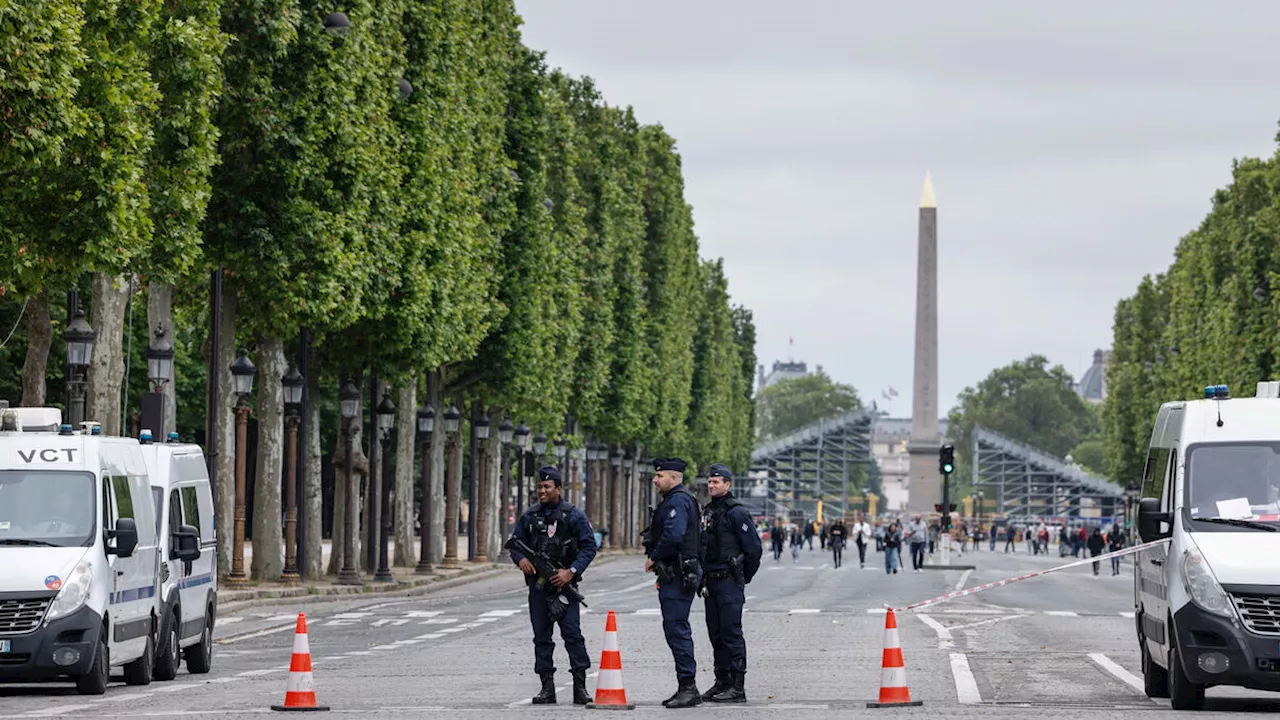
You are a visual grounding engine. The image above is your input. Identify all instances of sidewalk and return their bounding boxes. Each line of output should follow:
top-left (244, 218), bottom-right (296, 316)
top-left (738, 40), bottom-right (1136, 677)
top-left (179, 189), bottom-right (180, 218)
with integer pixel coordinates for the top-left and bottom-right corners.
top-left (222, 537), bottom-right (637, 612)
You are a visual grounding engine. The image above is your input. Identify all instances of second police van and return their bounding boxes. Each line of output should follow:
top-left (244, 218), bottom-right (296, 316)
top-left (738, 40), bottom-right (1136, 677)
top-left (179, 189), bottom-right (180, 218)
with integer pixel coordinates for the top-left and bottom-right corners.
top-left (1136, 382), bottom-right (1280, 709)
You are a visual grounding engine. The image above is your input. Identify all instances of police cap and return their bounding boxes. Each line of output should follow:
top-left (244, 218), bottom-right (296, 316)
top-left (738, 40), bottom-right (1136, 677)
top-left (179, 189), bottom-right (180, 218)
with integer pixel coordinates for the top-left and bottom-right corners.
top-left (706, 463), bottom-right (733, 482)
top-left (653, 457), bottom-right (687, 473)
top-left (537, 465), bottom-right (563, 486)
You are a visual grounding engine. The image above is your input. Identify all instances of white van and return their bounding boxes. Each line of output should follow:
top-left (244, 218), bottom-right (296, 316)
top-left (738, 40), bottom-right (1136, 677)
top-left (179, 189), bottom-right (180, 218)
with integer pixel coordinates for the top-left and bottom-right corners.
top-left (140, 434), bottom-right (217, 680)
top-left (0, 408), bottom-right (161, 694)
top-left (1136, 382), bottom-right (1280, 710)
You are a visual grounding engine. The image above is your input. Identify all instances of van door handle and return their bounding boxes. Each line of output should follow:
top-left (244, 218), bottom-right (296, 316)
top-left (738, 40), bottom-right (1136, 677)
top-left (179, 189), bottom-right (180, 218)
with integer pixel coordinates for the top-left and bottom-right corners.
top-left (1150, 559), bottom-right (1163, 566)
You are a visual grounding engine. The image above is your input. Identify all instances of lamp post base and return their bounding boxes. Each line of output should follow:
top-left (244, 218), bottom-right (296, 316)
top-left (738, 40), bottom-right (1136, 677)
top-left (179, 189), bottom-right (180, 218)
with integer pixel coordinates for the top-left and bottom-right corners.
top-left (225, 572), bottom-right (249, 587)
top-left (441, 556), bottom-right (459, 570)
top-left (414, 561), bottom-right (434, 574)
top-left (336, 568), bottom-right (362, 586)
top-left (280, 569), bottom-right (300, 586)
top-left (372, 569), bottom-right (396, 583)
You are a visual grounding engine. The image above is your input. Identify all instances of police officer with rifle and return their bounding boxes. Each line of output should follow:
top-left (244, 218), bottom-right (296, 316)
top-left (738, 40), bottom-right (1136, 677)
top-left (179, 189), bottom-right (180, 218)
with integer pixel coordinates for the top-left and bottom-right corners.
top-left (508, 466), bottom-right (597, 705)
top-left (698, 463), bottom-right (762, 703)
top-left (643, 457), bottom-right (704, 708)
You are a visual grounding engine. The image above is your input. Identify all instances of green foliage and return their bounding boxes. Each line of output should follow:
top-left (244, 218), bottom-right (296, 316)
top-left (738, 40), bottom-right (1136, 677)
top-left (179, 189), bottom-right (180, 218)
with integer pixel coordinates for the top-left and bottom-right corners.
top-left (1069, 438), bottom-right (1107, 475)
top-left (687, 259), bottom-right (740, 467)
top-left (948, 355), bottom-right (1101, 482)
top-left (756, 370), bottom-right (861, 440)
top-left (728, 305), bottom-right (757, 471)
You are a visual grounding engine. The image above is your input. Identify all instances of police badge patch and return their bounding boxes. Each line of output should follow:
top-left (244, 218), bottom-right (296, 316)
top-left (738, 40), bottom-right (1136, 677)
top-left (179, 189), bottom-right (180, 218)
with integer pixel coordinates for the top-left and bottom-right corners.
top-left (670, 509), bottom-right (676, 517)
top-left (547, 521), bottom-right (557, 538)
top-left (742, 522), bottom-right (749, 532)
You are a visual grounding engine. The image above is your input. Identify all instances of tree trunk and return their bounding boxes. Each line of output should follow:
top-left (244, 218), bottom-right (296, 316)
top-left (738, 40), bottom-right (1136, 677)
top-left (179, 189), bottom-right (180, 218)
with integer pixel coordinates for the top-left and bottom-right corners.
top-left (328, 384), bottom-right (367, 575)
top-left (146, 281), bottom-right (176, 436)
top-left (304, 372), bottom-right (324, 578)
top-left (87, 273), bottom-right (130, 435)
top-left (251, 335), bottom-right (285, 581)
top-left (393, 380), bottom-right (417, 567)
top-left (486, 406), bottom-right (503, 562)
top-left (214, 287), bottom-right (237, 577)
top-left (20, 291), bottom-right (51, 407)
top-left (364, 377), bottom-right (384, 571)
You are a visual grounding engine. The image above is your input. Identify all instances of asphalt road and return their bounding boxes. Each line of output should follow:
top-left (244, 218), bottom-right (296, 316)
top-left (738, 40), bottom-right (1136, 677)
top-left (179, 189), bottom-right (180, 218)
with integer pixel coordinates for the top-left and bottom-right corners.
top-left (3, 543), bottom-right (1279, 718)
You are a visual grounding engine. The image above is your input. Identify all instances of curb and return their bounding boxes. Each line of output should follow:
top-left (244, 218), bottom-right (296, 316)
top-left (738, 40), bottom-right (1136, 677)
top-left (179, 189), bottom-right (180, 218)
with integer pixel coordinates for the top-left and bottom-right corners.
top-left (218, 564), bottom-right (505, 615)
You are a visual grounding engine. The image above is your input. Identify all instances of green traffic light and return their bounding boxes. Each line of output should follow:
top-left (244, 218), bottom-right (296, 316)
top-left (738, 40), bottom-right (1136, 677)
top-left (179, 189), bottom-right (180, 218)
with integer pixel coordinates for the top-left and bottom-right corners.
top-left (943, 463), bottom-right (953, 474)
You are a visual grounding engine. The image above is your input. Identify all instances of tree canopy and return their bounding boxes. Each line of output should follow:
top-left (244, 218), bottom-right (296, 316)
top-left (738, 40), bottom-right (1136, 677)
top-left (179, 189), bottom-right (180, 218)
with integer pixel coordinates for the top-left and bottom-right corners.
top-left (755, 370), bottom-right (861, 440)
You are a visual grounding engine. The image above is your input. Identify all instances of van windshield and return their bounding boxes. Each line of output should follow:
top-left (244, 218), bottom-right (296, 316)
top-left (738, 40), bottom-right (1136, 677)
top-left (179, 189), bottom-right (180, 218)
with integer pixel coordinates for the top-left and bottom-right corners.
top-left (1186, 443), bottom-right (1280, 523)
top-left (0, 471), bottom-right (96, 547)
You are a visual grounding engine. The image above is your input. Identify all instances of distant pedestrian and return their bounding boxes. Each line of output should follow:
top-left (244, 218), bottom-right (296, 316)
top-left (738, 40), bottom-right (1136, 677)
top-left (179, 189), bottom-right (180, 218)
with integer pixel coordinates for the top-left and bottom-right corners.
top-left (1107, 525), bottom-right (1125, 576)
top-left (770, 520), bottom-right (785, 562)
top-left (1087, 526), bottom-right (1105, 576)
top-left (852, 515), bottom-right (871, 568)
top-left (904, 514), bottom-right (927, 572)
top-left (828, 518), bottom-right (847, 569)
top-left (804, 523), bottom-right (814, 551)
top-left (883, 521), bottom-right (903, 574)
top-left (790, 526), bottom-right (803, 562)
top-left (819, 525), bottom-right (828, 550)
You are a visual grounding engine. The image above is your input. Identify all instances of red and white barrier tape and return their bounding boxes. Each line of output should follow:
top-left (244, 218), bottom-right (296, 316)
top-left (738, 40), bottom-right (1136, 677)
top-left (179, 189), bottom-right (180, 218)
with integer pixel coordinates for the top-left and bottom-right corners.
top-left (891, 538), bottom-right (1170, 613)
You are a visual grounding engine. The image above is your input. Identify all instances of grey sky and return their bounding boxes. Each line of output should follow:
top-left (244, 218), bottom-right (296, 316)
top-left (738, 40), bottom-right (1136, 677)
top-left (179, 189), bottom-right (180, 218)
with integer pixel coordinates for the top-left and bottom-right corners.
top-left (514, 1), bottom-right (1280, 417)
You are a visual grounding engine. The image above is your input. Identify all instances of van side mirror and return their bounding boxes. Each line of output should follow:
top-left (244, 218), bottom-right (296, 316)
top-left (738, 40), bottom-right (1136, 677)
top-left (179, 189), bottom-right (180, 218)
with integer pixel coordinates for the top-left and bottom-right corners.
top-left (109, 518), bottom-right (139, 558)
top-left (1138, 498), bottom-right (1171, 541)
top-left (173, 524), bottom-right (201, 563)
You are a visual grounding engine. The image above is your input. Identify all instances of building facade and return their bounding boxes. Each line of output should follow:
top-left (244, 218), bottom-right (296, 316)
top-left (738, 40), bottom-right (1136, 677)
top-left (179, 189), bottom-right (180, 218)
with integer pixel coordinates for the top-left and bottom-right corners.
top-left (873, 416), bottom-right (949, 513)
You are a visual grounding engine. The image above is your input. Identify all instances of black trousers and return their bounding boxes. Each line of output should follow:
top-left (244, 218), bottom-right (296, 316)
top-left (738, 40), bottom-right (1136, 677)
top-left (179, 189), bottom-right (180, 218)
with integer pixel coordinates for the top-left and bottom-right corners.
top-left (703, 576), bottom-right (746, 674)
top-left (528, 584), bottom-right (590, 675)
top-left (856, 539), bottom-right (867, 564)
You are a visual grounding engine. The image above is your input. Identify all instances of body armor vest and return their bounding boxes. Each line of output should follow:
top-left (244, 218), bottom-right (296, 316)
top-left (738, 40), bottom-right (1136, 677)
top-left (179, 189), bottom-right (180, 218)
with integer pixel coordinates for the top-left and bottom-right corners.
top-left (527, 503), bottom-right (578, 566)
top-left (702, 496), bottom-right (745, 564)
top-left (651, 485), bottom-right (700, 559)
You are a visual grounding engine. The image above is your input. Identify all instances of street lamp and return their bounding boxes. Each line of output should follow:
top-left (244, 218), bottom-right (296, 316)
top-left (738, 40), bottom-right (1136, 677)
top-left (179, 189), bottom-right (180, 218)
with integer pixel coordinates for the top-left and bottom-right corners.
top-left (280, 365), bottom-right (305, 584)
top-left (533, 431), bottom-right (547, 462)
top-left (146, 325), bottom-right (174, 391)
top-left (415, 404), bottom-right (435, 574)
top-left (441, 405), bottom-right (462, 569)
top-left (374, 391), bottom-right (397, 582)
top-left (497, 416), bottom-right (515, 560)
top-left (64, 307), bottom-right (95, 427)
top-left (227, 349), bottom-right (256, 586)
top-left (336, 378), bottom-right (362, 585)
top-left (473, 412), bottom-right (490, 563)
top-left (323, 9), bottom-right (351, 36)
top-left (610, 449), bottom-right (623, 549)
top-left (514, 424), bottom-right (531, 518)
top-left (622, 453), bottom-right (634, 549)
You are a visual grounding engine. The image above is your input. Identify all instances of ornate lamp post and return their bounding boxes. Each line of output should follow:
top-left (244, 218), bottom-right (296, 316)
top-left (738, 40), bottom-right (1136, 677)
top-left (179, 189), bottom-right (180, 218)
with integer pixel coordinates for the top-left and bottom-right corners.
top-left (497, 416), bottom-right (515, 560)
top-left (473, 412), bottom-right (491, 563)
top-left (514, 423), bottom-right (530, 518)
top-left (441, 405), bottom-right (462, 569)
top-left (336, 378), bottom-right (363, 585)
top-left (281, 365), bottom-right (304, 584)
top-left (610, 449), bottom-right (623, 550)
top-left (373, 391), bottom-right (397, 582)
top-left (226, 350), bottom-right (257, 586)
top-left (533, 431), bottom-right (547, 467)
top-left (622, 454), bottom-right (634, 549)
top-left (553, 437), bottom-right (567, 498)
top-left (414, 404), bottom-right (435, 574)
top-left (64, 307), bottom-right (95, 428)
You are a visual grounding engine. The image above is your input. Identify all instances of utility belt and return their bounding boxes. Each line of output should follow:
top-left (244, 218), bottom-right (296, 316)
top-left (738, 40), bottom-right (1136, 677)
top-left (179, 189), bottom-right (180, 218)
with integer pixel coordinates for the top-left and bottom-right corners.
top-left (654, 556), bottom-right (701, 593)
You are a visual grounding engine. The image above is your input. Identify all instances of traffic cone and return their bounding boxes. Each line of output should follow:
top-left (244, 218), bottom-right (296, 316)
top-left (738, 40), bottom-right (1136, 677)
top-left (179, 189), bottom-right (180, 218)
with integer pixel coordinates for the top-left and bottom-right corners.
top-left (271, 613), bottom-right (330, 712)
top-left (586, 610), bottom-right (635, 710)
top-left (866, 609), bottom-right (923, 708)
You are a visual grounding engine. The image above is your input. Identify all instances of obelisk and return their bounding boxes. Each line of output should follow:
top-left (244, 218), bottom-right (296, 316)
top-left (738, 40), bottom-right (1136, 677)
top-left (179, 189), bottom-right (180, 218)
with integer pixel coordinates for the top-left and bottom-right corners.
top-left (907, 171), bottom-right (942, 514)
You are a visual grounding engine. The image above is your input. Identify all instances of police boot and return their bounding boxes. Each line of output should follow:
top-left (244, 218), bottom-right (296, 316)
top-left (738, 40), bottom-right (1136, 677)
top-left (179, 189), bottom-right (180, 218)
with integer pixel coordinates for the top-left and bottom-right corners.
top-left (710, 672), bottom-right (746, 703)
top-left (532, 673), bottom-right (556, 704)
top-left (571, 670), bottom-right (591, 705)
top-left (700, 671), bottom-right (729, 701)
top-left (664, 678), bottom-right (702, 708)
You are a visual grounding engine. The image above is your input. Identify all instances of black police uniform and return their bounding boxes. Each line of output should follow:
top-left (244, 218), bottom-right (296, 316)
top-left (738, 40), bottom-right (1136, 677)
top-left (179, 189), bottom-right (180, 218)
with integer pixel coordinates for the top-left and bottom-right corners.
top-left (699, 464), bottom-right (762, 704)
top-left (645, 457), bottom-right (703, 707)
top-left (509, 467), bottom-right (597, 705)
top-left (829, 521), bottom-right (848, 568)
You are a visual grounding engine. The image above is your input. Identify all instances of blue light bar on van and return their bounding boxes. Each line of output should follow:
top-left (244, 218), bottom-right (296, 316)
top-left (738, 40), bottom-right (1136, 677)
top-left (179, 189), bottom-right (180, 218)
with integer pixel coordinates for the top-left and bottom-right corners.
top-left (1205, 386), bottom-right (1216, 398)
top-left (1216, 384), bottom-right (1230, 398)
top-left (167, 432), bottom-right (179, 443)
top-left (139, 429), bottom-right (153, 444)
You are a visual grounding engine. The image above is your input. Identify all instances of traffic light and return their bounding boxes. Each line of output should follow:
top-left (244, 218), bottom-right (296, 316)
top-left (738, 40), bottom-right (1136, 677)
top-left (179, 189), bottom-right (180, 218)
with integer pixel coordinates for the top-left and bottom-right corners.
top-left (934, 504), bottom-right (941, 512)
top-left (939, 444), bottom-right (955, 475)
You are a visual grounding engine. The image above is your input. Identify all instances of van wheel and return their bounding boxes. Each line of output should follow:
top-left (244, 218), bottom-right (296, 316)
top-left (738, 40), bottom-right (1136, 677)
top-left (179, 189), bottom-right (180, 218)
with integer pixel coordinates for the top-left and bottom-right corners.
top-left (1140, 634), bottom-right (1169, 698)
top-left (75, 631), bottom-right (109, 695)
top-left (154, 607), bottom-right (181, 681)
top-left (185, 611), bottom-right (213, 674)
top-left (123, 622), bottom-right (155, 686)
top-left (1168, 639), bottom-right (1205, 710)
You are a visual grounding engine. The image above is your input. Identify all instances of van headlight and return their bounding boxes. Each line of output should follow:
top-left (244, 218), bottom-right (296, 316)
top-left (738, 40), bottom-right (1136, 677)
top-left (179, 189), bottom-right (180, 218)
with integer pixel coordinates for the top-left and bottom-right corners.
top-left (45, 562), bottom-right (92, 622)
top-left (1183, 547), bottom-right (1233, 617)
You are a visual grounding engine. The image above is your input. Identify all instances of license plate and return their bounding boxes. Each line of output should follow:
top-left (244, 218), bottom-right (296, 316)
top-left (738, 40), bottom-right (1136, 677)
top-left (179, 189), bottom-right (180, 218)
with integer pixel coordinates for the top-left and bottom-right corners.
top-left (0, 640), bottom-right (10, 653)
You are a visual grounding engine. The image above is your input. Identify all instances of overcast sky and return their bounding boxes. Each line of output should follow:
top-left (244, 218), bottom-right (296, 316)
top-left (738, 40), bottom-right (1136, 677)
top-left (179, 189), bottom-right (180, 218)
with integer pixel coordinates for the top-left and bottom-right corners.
top-left (514, 1), bottom-right (1280, 417)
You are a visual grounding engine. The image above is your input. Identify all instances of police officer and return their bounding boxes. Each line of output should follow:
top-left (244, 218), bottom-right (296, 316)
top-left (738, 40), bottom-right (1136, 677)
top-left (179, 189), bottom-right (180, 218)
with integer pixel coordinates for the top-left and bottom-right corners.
top-left (509, 466), bottom-right (597, 705)
top-left (644, 457), bottom-right (703, 708)
top-left (698, 463), bottom-right (762, 703)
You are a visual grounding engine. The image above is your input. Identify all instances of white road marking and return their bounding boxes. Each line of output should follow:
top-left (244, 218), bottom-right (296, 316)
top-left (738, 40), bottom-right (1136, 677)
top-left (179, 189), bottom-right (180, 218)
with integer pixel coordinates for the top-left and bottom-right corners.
top-left (1089, 653), bottom-right (1149, 697)
top-left (949, 652), bottom-right (982, 704)
top-left (955, 569), bottom-right (973, 590)
top-left (371, 618), bottom-right (410, 627)
top-left (237, 668), bottom-right (283, 676)
top-left (265, 613), bottom-right (299, 622)
top-left (746, 595), bottom-right (756, 601)
top-left (415, 633), bottom-right (444, 640)
top-left (345, 651), bottom-right (373, 656)
top-left (361, 600), bottom-right (418, 611)
top-left (635, 608), bottom-right (661, 615)
top-left (767, 567), bottom-right (784, 571)
top-left (322, 655), bottom-right (345, 660)
top-left (917, 614), bottom-right (955, 649)
top-left (866, 608), bottom-right (888, 615)
top-left (473, 617), bottom-right (498, 623)
top-left (819, 563), bottom-right (828, 569)
top-left (788, 609), bottom-right (821, 615)
top-left (793, 566), bottom-right (814, 571)
top-left (24, 705), bottom-right (95, 716)
top-left (218, 622), bottom-right (297, 644)
top-left (217, 616), bottom-right (246, 625)
top-left (592, 580), bottom-right (657, 597)
top-left (479, 609), bottom-right (520, 617)
top-left (437, 627), bottom-right (466, 633)
top-left (149, 683), bottom-right (204, 693)
top-left (1119, 611), bottom-right (1136, 619)
top-left (207, 676), bottom-right (242, 683)
top-left (404, 611), bottom-right (443, 618)
top-left (393, 638), bottom-right (424, 645)
top-left (951, 614), bottom-right (1031, 631)
top-left (1044, 611), bottom-right (1079, 617)
top-left (419, 618), bottom-right (458, 625)
top-left (330, 612), bottom-right (373, 619)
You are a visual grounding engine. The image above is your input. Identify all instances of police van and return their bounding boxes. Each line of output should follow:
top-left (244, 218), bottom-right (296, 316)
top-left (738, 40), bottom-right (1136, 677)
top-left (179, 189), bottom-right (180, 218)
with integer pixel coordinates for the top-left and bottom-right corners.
top-left (140, 433), bottom-right (216, 680)
top-left (0, 408), bottom-right (161, 694)
top-left (1136, 382), bottom-right (1280, 710)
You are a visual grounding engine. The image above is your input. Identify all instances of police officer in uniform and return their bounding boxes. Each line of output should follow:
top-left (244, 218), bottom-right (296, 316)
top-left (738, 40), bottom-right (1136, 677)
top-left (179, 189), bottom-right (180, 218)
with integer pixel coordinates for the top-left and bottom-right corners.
top-left (698, 463), bottom-right (762, 703)
top-left (509, 466), bottom-right (597, 705)
top-left (644, 457), bottom-right (703, 708)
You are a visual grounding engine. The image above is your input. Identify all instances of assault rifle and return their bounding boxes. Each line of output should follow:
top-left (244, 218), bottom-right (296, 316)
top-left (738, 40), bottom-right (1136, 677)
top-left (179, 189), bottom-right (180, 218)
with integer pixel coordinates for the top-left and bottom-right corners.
top-left (505, 536), bottom-right (588, 609)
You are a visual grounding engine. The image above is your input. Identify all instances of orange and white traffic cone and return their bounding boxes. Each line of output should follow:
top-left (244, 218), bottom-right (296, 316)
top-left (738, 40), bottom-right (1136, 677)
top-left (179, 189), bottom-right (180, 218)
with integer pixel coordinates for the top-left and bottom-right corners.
top-left (586, 610), bottom-right (635, 710)
top-left (271, 613), bottom-right (330, 712)
top-left (866, 608), bottom-right (923, 708)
